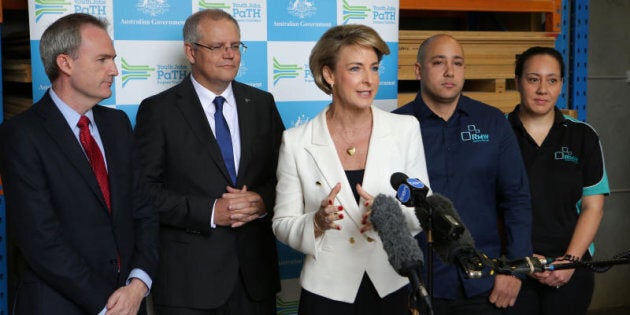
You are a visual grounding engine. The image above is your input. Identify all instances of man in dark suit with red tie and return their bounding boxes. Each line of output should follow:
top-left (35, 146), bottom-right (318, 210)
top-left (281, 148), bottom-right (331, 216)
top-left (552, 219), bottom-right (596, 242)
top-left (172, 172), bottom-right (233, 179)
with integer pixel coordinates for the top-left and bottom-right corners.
top-left (134, 9), bottom-right (284, 315)
top-left (0, 13), bottom-right (159, 314)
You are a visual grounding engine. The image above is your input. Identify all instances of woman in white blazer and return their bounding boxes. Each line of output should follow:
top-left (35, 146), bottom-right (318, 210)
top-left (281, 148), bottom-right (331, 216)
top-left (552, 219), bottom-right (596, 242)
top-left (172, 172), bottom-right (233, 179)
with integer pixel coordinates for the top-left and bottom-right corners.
top-left (272, 24), bottom-right (431, 315)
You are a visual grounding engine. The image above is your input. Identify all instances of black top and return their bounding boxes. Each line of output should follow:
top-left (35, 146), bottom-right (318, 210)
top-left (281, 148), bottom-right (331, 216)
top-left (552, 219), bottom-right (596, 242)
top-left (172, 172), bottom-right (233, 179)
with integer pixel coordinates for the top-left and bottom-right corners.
top-left (345, 169), bottom-right (365, 205)
top-left (508, 105), bottom-right (609, 257)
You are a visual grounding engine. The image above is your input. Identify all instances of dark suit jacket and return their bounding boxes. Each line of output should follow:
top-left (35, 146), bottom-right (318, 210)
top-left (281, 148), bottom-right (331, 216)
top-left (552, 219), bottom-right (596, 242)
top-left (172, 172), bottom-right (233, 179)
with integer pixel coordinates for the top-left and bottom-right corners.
top-left (134, 76), bottom-right (283, 309)
top-left (0, 92), bottom-right (159, 314)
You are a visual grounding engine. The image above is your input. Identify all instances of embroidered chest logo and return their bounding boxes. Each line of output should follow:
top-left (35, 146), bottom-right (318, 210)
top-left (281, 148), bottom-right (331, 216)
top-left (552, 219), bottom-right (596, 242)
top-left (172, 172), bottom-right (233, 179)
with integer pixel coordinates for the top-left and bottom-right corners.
top-left (554, 146), bottom-right (579, 164)
top-left (460, 124), bottom-right (490, 143)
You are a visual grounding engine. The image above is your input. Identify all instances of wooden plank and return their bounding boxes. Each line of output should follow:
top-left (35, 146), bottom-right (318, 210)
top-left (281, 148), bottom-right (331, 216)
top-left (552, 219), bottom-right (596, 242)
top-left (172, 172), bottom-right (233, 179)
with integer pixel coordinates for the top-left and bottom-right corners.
top-left (397, 91), bottom-right (520, 114)
top-left (398, 93), bottom-right (416, 107)
top-left (2, 31), bottom-right (31, 59)
top-left (399, 0), bottom-right (561, 32)
top-left (398, 93), bottom-right (579, 118)
top-left (465, 91), bottom-right (520, 113)
top-left (3, 59), bottom-right (32, 83)
top-left (2, 0), bottom-right (27, 10)
top-left (545, 0), bottom-right (563, 35)
top-left (3, 95), bottom-right (33, 119)
top-left (398, 31), bottom-right (556, 80)
top-left (399, 30), bottom-right (559, 43)
top-left (560, 109), bottom-right (578, 119)
top-left (400, 0), bottom-right (556, 12)
top-left (1, 0), bottom-right (28, 21)
top-left (465, 79), bottom-right (507, 93)
top-left (399, 64), bottom-right (517, 80)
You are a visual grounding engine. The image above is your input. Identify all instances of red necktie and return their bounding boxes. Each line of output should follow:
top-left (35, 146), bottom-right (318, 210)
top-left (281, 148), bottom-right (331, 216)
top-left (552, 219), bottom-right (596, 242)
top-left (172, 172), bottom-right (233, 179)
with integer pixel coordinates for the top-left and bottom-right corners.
top-left (77, 115), bottom-right (111, 212)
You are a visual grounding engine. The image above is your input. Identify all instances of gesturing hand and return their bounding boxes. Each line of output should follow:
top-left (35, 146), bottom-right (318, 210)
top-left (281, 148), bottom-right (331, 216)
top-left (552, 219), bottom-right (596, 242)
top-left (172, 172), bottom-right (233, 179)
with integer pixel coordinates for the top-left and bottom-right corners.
top-left (357, 184), bottom-right (374, 233)
top-left (314, 183), bottom-right (344, 237)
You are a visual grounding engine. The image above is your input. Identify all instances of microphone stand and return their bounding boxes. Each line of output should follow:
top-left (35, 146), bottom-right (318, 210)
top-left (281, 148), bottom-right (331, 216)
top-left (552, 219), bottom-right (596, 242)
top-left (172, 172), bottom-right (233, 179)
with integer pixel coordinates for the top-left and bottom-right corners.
top-left (545, 256), bottom-right (630, 272)
top-left (490, 250), bottom-right (630, 277)
top-left (424, 206), bottom-right (434, 297)
top-left (407, 267), bottom-right (433, 315)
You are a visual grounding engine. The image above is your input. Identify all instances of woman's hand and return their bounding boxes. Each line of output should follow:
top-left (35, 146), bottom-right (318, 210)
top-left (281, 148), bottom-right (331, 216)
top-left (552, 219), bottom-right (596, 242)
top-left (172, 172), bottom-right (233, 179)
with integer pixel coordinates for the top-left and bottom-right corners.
top-left (540, 256), bottom-right (576, 289)
top-left (357, 184), bottom-right (374, 233)
top-left (530, 254), bottom-right (575, 289)
top-left (529, 253), bottom-right (552, 282)
top-left (314, 183), bottom-right (344, 237)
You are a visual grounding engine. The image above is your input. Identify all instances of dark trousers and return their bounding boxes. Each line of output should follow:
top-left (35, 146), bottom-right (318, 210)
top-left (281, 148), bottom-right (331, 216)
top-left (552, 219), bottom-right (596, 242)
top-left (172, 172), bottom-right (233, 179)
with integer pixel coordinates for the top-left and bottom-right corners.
top-left (505, 267), bottom-right (594, 315)
top-left (298, 273), bottom-right (409, 315)
top-left (432, 283), bottom-right (504, 315)
top-left (153, 274), bottom-right (276, 315)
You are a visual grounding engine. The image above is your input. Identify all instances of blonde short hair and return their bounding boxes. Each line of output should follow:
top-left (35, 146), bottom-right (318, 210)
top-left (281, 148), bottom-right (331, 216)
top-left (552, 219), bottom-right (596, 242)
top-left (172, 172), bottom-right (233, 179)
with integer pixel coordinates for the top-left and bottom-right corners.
top-left (309, 24), bottom-right (390, 95)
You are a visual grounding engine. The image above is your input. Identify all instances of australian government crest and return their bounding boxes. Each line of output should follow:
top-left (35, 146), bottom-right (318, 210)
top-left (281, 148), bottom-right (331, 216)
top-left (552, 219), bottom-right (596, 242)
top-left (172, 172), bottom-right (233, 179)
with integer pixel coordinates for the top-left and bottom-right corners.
top-left (136, 0), bottom-right (170, 16)
top-left (287, 0), bottom-right (317, 19)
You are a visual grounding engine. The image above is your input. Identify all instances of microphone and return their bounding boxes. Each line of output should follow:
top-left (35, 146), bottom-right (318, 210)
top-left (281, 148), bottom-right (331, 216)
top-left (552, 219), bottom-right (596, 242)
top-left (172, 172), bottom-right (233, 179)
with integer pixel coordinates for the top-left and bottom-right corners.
top-left (422, 194), bottom-right (550, 278)
top-left (496, 252), bottom-right (630, 276)
top-left (493, 256), bottom-right (549, 275)
top-left (390, 173), bottom-right (464, 241)
top-left (390, 172), bottom-right (429, 207)
top-left (414, 190), bottom-right (491, 279)
top-left (370, 194), bottom-right (432, 314)
top-left (421, 194), bottom-right (474, 262)
top-left (389, 172), bottom-right (622, 278)
top-left (389, 173), bottom-right (510, 279)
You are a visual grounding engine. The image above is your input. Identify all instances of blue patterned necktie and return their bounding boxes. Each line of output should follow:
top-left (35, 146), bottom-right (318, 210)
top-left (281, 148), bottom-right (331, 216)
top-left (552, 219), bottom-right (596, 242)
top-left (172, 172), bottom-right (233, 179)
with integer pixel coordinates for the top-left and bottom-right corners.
top-left (213, 96), bottom-right (237, 185)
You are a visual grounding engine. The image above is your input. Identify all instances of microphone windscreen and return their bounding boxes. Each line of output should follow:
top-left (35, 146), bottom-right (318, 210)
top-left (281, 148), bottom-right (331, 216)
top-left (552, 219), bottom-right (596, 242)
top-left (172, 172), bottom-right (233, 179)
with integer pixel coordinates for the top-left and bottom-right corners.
top-left (426, 194), bottom-right (460, 220)
top-left (390, 172), bottom-right (408, 191)
top-left (370, 194), bottom-right (424, 276)
top-left (424, 194), bottom-right (476, 264)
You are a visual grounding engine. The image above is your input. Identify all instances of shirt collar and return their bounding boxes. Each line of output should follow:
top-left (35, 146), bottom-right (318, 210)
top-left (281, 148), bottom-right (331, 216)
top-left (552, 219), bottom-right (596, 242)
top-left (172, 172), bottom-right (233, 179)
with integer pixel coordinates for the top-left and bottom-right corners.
top-left (190, 75), bottom-right (234, 111)
top-left (552, 106), bottom-right (569, 125)
top-left (49, 88), bottom-right (95, 129)
top-left (413, 90), bottom-right (470, 121)
top-left (508, 104), bottom-right (568, 130)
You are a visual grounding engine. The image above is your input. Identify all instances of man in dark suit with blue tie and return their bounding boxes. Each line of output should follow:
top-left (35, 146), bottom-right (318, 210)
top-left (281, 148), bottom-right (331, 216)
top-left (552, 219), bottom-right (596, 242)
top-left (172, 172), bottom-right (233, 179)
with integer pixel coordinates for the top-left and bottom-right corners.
top-left (0, 13), bottom-right (159, 314)
top-left (134, 9), bottom-right (284, 315)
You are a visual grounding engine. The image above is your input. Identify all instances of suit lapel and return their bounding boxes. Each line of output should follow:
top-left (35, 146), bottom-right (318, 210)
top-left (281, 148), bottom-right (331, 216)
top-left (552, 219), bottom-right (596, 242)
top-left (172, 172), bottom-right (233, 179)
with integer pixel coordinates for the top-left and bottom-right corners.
top-left (93, 107), bottom-right (123, 217)
top-left (360, 107), bottom-right (393, 240)
top-left (305, 109), bottom-right (363, 230)
top-left (232, 82), bottom-right (253, 184)
top-left (36, 94), bottom-right (109, 212)
top-left (362, 107), bottom-right (390, 192)
top-left (175, 76), bottom-right (233, 184)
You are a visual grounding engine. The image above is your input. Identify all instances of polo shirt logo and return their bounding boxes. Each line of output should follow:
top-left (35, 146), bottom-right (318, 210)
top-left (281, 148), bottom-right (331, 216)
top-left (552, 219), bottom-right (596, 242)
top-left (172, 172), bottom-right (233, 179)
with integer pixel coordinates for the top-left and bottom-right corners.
top-left (460, 124), bottom-right (489, 143)
top-left (554, 146), bottom-right (579, 164)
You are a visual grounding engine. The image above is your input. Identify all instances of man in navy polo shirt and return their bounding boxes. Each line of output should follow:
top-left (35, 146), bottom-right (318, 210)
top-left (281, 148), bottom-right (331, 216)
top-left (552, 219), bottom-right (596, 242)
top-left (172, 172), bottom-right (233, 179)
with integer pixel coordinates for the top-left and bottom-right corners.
top-left (393, 34), bottom-right (532, 314)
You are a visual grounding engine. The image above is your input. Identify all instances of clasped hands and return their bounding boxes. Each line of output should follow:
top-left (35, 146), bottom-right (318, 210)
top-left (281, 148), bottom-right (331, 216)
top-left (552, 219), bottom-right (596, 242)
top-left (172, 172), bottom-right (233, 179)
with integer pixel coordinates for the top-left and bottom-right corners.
top-left (313, 182), bottom-right (374, 237)
top-left (215, 185), bottom-right (265, 228)
top-left (529, 253), bottom-right (576, 289)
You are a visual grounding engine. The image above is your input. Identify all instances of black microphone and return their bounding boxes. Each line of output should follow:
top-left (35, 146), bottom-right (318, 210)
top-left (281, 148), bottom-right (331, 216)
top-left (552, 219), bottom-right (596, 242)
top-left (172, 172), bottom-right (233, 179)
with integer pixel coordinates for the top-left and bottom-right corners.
top-left (493, 256), bottom-right (549, 275)
top-left (417, 193), bottom-right (491, 278)
top-left (496, 252), bottom-right (630, 276)
top-left (370, 194), bottom-right (432, 314)
top-left (421, 194), bottom-right (474, 262)
top-left (390, 172), bottom-right (429, 207)
top-left (390, 172), bottom-right (465, 241)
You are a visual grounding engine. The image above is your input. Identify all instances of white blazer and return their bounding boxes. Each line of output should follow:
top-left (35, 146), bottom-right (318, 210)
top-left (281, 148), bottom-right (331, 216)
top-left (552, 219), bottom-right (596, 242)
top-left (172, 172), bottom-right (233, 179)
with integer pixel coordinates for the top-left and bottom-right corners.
top-left (272, 106), bottom-right (431, 303)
